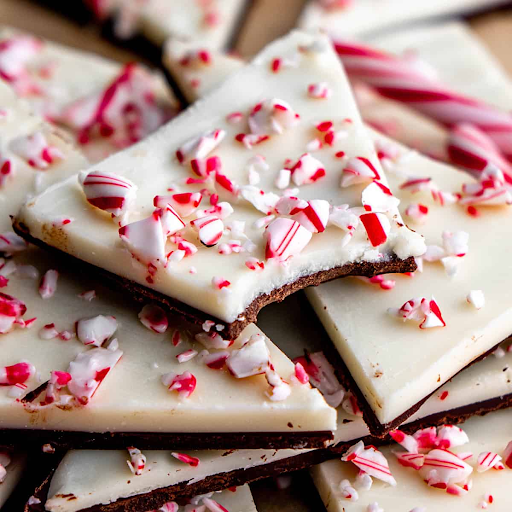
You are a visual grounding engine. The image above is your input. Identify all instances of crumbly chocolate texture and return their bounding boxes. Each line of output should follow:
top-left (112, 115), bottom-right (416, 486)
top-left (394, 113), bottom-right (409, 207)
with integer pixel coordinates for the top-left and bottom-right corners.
top-left (13, 219), bottom-right (417, 340)
top-left (0, 429), bottom-right (332, 452)
top-left (321, 332), bottom-right (506, 437)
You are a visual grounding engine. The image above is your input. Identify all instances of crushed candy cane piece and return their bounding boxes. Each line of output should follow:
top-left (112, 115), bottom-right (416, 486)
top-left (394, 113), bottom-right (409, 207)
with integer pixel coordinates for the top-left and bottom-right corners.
top-left (248, 99), bottom-right (300, 136)
top-left (341, 157), bottom-right (380, 187)
top-left (76, 315), bottom-right (117, 347)
top-left (176, 349), bottom-right (198, 363)
top-left (292, 199), bottom-right (329, 233)
top-left (436, 425), bottom-right (469, 449)
top-left (341, 392), bottom-right (363, 417)
top-left (79, 170), bottom-right (137, 217)
top-left (0, 232), bottom-right (27, 254)
top-left (355, 472), bottom-right (373, 491)
top-left (502, 441), bottom-right (512, 469)
top-left (419, 448), bottom-right (473, 490)
top-left (405, 203), bottom-right (429, 222)
top-left (78, 290), bottom-right (96, 301)
top-left (171, 452), bottom-right (200, 467)
top-left (390, 430), bottom-right (419, 453)
top-left (195, 331), bottom-right (232, 350)
top-left (360, 212), bottom-right (390, 247)
top-left (328, 205), bottom-right (359, 246)
top-left (10, 131), bottom-right (63, 169)
top-left (477, 452), bottom-right (502, 472)
top-left (367, 503), bottom-right (384, 512)
top-left (202, 497), bottom-right (229, 512)
top-left (212, 277), bottom-right (231, 290)
top-left (190, 155), bottom-right (221, 178)
top-left (191, 215), bottom-right (224, 247)
top-left (39, 269), bottom-right (58, 299)
top-left (395, 452), bottom-right (425, 470)
top-left (39, 323), bottom-right (59, 340)
top-left (388, 297), bottom-right (446, 329)
top-left (127, 447), bottom-right (146, 476)
top-left (265, 369), bottom-right (291, 401)
top-left (62, 63), bottom-right (170, 148)
top-left (339, 479), bottom-right (359, 501)
top-left (138, 304), bottom-right (168, 333)
top-left (162, 371), bottom-right (197, 399)
top-left (203, 351), bottom-right (229, 370)
top-left (155, 193), bottom-right (202, 218)
top-left (62, 346), bottom-right (123, 406)
top-left (467, 290), bottom-right (485, 310)
top-left (290, 153), bottom-right (326, 186)
top-left (0, 361), bottom-right (35, 386)
top-left (176, 129), bottom-right (225, 164)
top-left (361, 181), bottom-right (399, 213)
top-left (226, 334), bottom-right (270, 378)
top-left (119, 212), bottom-right (166, 265)
top-left (308, 82), bottom-right (332, 99)
top-left (460, 166), bottom-right (512, 206)
top-left (245, 257), bottom-right (265, 271)
top-left (294, 362), bottom-right (309, 384)
top-left (293, 352), bottom-right (344, 407)
top-left (264, 218), bottom-right (312, 261)
top-left (0, 292), bottom-right (27, 334)
top-left (342, 441), bottom-right (396, 486)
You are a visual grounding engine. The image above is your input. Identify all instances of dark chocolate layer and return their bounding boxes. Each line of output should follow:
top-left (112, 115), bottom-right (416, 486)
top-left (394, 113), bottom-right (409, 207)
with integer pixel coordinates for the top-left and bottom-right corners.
top-left (13, 218), bottom-right (416, 340)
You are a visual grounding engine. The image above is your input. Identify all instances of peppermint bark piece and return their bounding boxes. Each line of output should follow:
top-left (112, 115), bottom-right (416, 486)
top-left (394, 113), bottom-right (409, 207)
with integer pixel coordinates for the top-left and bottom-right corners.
top-left (0, 77), bottom-right (335, 449)
top-left (83, 0), bottom-right (248, 49)
top-left (41, 484), bottom-right (257, 512)
top-left (299, 0), bottom-right (509, 38)
top-left (1, 249), bottom-right (335, 449)
top-left (307, 132), bottom-right (512, 435)
top-left (0, 26), bottom-right (178, 163)
top-left (312, 408), bottom-right (512, 512)
top-left (16, 31), bottom-right (424, 340)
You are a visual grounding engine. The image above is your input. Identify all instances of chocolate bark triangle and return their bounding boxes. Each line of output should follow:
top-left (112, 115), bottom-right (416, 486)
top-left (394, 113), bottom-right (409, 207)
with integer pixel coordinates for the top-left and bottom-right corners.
top-left (311, 407), bottom-right (512, 511)
top-left (0, 79), bottom-right (335, 450)
top-left (15, 30), bottom-right (425, 341)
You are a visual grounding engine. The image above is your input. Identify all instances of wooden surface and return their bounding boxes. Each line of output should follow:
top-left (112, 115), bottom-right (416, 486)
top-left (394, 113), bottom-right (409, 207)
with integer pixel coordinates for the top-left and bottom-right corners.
top-left (1, 1), bottom-right (511, 511)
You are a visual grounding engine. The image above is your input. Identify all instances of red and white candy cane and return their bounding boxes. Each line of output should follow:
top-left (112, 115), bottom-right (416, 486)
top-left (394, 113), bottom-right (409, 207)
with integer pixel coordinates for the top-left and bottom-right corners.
top-left (0, 362), bottom-right (35, 386)
top-left (447, 123), bottom-right (512, 184)
top-left (334, 40), bottom-right (512, 161)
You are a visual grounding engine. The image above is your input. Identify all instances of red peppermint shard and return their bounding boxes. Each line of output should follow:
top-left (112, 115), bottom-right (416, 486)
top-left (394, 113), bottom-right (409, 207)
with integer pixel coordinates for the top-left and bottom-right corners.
top-left (342, 441), bottom-right (397, 486)
top-left (76, 315), bottom-right (118, 347)
top-left (360, 212), bottom-right (390, 247)
top-left (162, 371), bottom-right (197, 399)
top-left (80, 170), bottom-right (137, 217)
top-left (138, 304), bottom-right (168, 334)
top-left (0, 362), bottom-right (35, 386)
top-left (264, 218), bottom-right (312, 261)
top-left (171, 452), bottom-right (200, 467)
top-left (0, 292), bottom-right (27, 334)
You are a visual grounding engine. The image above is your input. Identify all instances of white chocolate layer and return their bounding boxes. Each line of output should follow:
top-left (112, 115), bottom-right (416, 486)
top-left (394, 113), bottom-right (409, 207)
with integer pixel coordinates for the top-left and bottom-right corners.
top-left (0, 453), bottom-right (26, 509)
top-left (0, 26), bottom-right (177, 163)
top-left (312, 408), bottom-right (512, 512)
top-left (299, 0), bottom-right (510, 38)
top-left (163, 39), bottom-right (243, 103)
top-left (0, 80), bottom-right (90, 225)
top-left (17, 31), bottom-right (423, 325)
top-left (307, 23), bottom-right (512, 425)
top-left (0, 76), bottom-right (335, 435)
top-left (137, 0), bottom-right (247, 48)
top-left (46, 450), bottom-right (283, 512)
